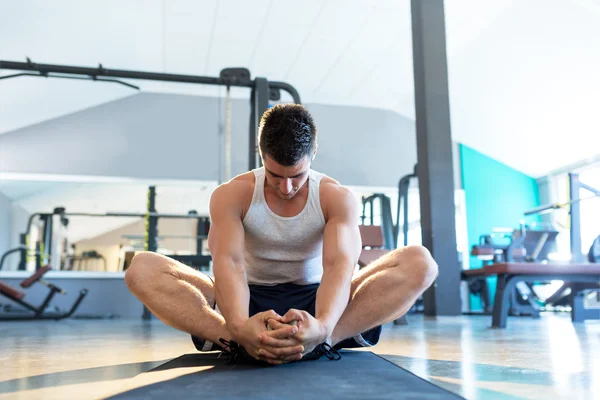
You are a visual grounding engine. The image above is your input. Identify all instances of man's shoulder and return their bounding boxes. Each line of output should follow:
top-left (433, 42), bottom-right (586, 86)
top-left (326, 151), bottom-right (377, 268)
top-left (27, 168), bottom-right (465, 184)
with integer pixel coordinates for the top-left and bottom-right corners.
top-left (210, 172), bottom-right (255, 209)
top-left (318, 175), bottom-right (351, 197)
top-left (318, 175), bottom-right (357, 219)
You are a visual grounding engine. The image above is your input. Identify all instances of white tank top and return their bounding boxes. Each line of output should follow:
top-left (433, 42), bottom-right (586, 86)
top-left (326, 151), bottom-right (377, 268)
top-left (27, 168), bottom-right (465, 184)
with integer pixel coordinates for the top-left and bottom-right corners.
top-left (242, 167), bottom-right (326, 286)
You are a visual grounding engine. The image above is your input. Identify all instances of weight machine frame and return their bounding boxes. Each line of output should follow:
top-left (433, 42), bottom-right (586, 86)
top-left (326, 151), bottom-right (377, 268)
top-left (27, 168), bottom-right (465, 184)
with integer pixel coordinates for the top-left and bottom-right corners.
top-left (0, 58), bottom-right (302, 171)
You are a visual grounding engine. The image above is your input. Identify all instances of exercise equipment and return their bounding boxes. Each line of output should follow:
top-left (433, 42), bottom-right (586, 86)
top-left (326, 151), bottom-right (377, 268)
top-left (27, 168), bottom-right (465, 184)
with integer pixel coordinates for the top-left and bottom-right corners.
top-left (464, 262), bottom-right (600, 328)
top-left (589, 235), bottom-right (600, 263)
top-left (357, 225), bottom-right (408, 326)
top-left (0, 58), bottom-right (301, 170)
top-left (106, 351), bottom-right (464, 399)
top-left (523, 172), bottom-right (600, 309)
top-left (0, 186), bottom-right (212, 273)
top-left (0, 266), bottom-right (88, 320)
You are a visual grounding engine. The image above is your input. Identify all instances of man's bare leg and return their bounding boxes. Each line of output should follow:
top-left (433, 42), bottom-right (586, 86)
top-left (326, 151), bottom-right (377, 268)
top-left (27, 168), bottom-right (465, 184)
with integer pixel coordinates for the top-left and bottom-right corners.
top-left (125, 252), bottom-right (230, 346)
top-left (330, 245), bottom-right (438, 346)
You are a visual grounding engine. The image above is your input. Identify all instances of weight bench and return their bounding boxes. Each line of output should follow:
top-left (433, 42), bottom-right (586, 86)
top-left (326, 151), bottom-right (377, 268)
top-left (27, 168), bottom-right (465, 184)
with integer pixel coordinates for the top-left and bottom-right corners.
top-left (464, 262), bottom-right (600, 328)
top-left (0, 266), bottom-right (88, 320)
top-left (358, 225), bottom-right (408, 325)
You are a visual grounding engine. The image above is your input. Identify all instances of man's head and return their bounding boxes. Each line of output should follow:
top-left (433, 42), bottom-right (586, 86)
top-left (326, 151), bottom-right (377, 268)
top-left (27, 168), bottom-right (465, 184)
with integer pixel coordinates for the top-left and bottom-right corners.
top-left (258, 104), bottom-right (318, 200)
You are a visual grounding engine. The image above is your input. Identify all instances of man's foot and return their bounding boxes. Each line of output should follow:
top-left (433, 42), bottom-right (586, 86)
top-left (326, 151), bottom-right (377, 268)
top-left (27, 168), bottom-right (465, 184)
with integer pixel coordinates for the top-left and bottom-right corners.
top-left (218, 339), bottom-right (266, 364)
top-left (301, 343), bottom-right (341, 361)
top-left (191, 336), bottom-right (224, 352)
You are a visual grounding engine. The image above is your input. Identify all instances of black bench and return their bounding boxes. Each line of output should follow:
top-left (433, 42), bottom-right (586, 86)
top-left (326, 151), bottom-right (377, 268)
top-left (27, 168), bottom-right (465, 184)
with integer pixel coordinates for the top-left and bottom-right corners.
top-left (463, 262), bottom-right (600, 328)
top-left (0, 266), bottom-right (88, 320)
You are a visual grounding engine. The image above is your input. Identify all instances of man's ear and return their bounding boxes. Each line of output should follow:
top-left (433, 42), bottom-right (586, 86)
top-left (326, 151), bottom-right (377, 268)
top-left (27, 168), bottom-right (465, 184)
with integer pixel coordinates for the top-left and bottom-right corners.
top-left (312, 143), bottom-right (318, 161)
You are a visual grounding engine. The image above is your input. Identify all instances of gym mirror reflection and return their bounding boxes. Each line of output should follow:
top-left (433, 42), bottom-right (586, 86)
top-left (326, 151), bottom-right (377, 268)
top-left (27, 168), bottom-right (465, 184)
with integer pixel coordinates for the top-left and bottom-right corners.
top-left (0, 179), bottom-right (216, 274)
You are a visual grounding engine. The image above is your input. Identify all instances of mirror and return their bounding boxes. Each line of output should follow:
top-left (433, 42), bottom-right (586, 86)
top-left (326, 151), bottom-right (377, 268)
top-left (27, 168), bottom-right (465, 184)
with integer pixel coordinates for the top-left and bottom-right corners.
top-left (0, 176), bottom-right (217, 274)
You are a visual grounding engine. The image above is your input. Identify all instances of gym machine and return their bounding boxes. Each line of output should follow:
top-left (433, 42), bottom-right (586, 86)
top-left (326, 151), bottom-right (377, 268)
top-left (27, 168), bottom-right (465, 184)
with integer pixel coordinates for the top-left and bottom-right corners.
top-left (524, 172), bottom-right (600, 316)
top-left (0, 58), bottom-right (302, 171)
top-left (0, 186), bottom-right (212, 320)
top-left (360, 165), bottom-right (418, 250)
top-left (0, 186), bottom-right (212, 273)
top-left (0, 266), bottom-right (88, 321)
top-left (469, 225), bottom-right (560, 316)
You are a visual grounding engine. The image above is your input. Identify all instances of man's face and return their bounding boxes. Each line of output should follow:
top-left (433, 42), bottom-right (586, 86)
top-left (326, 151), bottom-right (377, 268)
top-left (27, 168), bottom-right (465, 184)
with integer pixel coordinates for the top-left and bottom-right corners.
top-left (262, 155), bottom-right (312, 200)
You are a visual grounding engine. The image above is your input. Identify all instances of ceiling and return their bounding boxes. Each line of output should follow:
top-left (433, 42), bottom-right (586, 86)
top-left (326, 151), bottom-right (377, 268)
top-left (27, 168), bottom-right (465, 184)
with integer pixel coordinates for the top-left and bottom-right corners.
top-left (1, 0), bottom-right (600, 179)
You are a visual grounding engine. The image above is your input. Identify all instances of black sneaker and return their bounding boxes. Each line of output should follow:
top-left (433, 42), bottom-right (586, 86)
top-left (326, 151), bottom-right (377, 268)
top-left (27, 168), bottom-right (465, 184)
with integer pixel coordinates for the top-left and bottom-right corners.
top-left (191, 336), bottom-right (224, 352)
top-left (218, 338), bottom-right (265, 364)
top-left (301, 343), bottom-right (342, 361)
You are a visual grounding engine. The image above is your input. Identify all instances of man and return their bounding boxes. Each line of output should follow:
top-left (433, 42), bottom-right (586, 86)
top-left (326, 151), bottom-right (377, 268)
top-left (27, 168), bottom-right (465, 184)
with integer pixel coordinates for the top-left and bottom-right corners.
top-left (125, 104), bottom-right (438, 365)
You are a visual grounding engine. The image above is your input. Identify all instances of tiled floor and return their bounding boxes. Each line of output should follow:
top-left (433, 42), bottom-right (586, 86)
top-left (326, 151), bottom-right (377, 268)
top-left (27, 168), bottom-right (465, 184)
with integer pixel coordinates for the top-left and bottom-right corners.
top-left (1, 313), bottom-right (598, 399)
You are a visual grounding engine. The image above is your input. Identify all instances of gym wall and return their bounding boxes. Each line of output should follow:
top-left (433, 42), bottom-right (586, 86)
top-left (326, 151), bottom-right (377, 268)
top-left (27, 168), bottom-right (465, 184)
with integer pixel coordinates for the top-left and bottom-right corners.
top-left (460, 143), bottom-right (541, 267)
top-left (0, 93), bottom-right (417, 188)
top-left (460, 143), bottom-right (541, 307)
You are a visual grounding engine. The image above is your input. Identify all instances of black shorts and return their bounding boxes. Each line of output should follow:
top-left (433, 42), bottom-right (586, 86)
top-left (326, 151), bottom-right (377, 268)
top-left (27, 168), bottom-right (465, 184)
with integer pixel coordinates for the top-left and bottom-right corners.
top-left (193, 282), bottom-right (381, 350)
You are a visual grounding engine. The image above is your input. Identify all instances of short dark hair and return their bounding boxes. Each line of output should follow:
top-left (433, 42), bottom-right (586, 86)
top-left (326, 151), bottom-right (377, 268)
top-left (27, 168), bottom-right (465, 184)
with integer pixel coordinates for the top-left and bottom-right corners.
top-left (258, 103), bottom-right (317, 166)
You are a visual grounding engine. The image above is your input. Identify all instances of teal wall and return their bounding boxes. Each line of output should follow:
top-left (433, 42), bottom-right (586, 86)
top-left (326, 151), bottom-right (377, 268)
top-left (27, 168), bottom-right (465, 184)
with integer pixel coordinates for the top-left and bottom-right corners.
top-left (460, 144), bottom-right (541, 308)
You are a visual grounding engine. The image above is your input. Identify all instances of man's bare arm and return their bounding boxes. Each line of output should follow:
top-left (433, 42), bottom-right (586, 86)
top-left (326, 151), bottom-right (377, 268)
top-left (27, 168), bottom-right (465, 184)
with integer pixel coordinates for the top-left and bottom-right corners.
top-left (315, 186), bottom-right (362, 336)
top-left (208, 184), bottom-right (249, 334)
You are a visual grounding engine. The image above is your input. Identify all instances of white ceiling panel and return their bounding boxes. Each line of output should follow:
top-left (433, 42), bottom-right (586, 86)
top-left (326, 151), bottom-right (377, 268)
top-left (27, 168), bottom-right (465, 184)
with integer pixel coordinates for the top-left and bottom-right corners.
top-left (283, 0), bottom-right (381, 100)
top-left (313, 3), bottom-right (408, 105)
top-left (2, 0), bottom-right (600, 178)
top-left (245, 0), bottom-right (326, 81)
top-left (164, 0), bottom-right (219, 76)
top-left (204, 0), bottom-right (273, 76)
top-left (0, 0), bottom-right (164, 70)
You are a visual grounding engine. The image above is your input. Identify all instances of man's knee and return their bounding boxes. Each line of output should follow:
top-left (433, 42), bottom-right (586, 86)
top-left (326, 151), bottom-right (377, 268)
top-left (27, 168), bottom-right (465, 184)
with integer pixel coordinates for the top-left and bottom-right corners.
top-left (124, 252), bottom-right (171, 292)
top-left (393, 245), bottom-right (438, 289)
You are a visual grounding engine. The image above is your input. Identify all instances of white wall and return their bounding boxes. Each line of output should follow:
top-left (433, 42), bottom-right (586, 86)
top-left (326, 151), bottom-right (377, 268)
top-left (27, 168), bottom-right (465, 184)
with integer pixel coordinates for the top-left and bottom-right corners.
top-left (0, 93), bottom-right (417, 188)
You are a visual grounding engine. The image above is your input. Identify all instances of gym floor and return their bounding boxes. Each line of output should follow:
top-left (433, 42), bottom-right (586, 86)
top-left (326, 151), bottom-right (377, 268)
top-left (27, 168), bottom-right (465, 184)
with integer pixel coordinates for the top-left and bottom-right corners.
top-left (1, 314), bottom-right (597, 400)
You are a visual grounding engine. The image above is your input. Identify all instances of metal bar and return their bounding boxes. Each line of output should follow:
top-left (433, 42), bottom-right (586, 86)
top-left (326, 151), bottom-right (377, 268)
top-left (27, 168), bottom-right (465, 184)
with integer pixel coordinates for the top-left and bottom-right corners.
top-left (143, 187), bottom-right (158, 320)
top-left (248, 87), bottom-right (257, 170)
top-left (6, 296), bottom-right (40, 313)
top-left (18, 234), bottom-right (27, 271)
top-left (569, 173), bottom-right (584, 262)
top-left (580, 182), bottom-right (600, 196)
top-left (492, 274), bottom-right (512, 328)
top-left (35, 288), bottom-right (59, 316)
top-left (59, 211), bottom-right (206, 219)
top-left (145, 187), bottom-right (158, 253)
top-left (122, 234), bottom-right (208, 240)
top-left (411, 0), bottom-right (461, 316)
top-left (0, 247), bottom-right (24, 271)
top-left (43, 215), bottom-right (52, 267)
top-left (379, 195), bottom-right (394, 250)
top-left (254, 78), bottom-right (270, 168)
top-left (0, 60), bottom-right (252, 88)
top-left (403, 182), bottom-right (409, 247)
top-left (0, 71), bottom-right (140, 90)
top-left (0, 72), bottom-right (39, 80)
top-left (269, 81), bottom-right (301, 104)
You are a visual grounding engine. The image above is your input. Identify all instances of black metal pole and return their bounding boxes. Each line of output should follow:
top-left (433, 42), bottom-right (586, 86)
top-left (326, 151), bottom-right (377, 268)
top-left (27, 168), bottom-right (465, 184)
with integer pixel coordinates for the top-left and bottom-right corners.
top-left (145, 187), bottom-right (158, 253)
top-left (254, 78), bottom-right (270, 168)
top-left (143, 186), bottom-right (158, 320)
top-left (411, 0), bottom-right (462, 316)
top-left (0, 60), bottom-right (252, 88)
top-left (403, 180), bottom-right (410, 247)
top-left (249, 88), bottom-right (257, 170)
top-left (269, 81), bottom-right (301, 104)
top-left (569, 173), bottom-right (584, 262)
top-left (19, 234), bottom-right (27, 271)
top-left (1, 59), bottom-right (303, 175)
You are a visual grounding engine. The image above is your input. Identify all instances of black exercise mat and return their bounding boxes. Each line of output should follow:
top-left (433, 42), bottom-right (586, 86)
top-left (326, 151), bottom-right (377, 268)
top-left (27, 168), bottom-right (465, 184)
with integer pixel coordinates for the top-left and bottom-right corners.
top-left (108, 351), bottom-right (464, 399)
